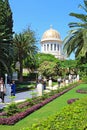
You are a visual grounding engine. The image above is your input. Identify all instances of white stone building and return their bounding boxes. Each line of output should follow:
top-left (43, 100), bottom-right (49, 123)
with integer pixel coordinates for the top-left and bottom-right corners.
top-left (40, 26), bottom-right (65, 59)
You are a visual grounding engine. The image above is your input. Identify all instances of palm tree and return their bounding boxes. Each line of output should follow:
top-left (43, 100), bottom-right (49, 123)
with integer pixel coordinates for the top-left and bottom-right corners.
top-left (13, 28), bottom-right (38, 82)
top-left (63, 0), bottom-right (87, 59)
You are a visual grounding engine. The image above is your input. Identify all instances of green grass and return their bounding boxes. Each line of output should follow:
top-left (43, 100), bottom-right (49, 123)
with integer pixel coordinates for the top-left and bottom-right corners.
top-left (0, 83), bottom-right (87, 130)
top-left (78, 87), bottom-right (87, 91)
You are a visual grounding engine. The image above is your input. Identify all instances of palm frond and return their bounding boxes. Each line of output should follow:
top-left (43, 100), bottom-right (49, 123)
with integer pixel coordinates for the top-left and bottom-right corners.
top-left (69, 13), bottom-right (87, 23)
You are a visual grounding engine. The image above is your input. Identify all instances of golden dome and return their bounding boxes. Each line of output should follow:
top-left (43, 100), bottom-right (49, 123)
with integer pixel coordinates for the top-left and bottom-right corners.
top-left (41, 27), bottom-right (61, 43)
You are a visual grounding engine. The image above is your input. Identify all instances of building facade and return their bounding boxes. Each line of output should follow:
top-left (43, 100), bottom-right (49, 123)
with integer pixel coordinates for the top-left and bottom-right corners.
top-left (40, 26), bottom-right (65, 59)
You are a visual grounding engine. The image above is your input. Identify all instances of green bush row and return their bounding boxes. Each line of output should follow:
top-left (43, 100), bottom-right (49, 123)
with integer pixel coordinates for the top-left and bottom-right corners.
top-left (1, 82), bottom-right (77, 118)
top-left (21, 96), bottom-right (87, 130)
top-left (82, 76), bottom-right (87, 83)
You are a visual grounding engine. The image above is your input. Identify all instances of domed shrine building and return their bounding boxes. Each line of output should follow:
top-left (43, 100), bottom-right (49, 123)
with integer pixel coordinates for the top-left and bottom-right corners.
top-left (41, 26), bottom-right (65, 60)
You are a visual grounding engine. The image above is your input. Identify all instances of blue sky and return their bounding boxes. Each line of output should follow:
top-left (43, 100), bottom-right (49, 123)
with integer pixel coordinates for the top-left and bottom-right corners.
top-left (9, 0), bottom-right (84, 59)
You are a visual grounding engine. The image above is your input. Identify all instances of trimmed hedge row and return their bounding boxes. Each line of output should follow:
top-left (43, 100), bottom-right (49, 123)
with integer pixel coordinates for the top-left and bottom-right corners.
top-left (22, 96), bottom-right (87, 130)
top-left (0, 83), bottom-right (78, 125)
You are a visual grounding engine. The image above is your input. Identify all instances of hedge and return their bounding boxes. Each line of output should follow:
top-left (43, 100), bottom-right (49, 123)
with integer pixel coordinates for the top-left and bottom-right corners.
top-left (22, 96), bottom-right (87, 130)
top-left (0, 83), bottom-right (78, 125)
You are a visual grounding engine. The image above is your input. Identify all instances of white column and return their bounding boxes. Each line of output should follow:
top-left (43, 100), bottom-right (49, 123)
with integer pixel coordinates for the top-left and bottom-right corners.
top-left (59, 44), bottom-right (61, 55)
top-left (49, 43), bottom-right (51, 51)
top-left (41, 44), bottom-right (43, 52)
top-left (44, 44), bottom-right (46, 52)
top-left (45, 43), bottom-right (47, 52)
top-left (50, 43), bottom-right (53, 51)
top-left (53, 44), bottom-right (54, 51)
top-left (56, 43), bottom-right (57, 51)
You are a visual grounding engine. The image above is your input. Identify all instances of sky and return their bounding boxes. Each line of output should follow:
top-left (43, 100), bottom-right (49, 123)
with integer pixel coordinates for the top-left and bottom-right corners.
top-left (9, 0), bottom-right (84, 59)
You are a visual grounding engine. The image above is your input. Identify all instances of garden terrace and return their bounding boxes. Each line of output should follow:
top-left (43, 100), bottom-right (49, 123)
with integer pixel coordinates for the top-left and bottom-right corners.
top-left (0, 83), bottom-right (87, 130)
top-left (26, 96), bottom-right (87, 130)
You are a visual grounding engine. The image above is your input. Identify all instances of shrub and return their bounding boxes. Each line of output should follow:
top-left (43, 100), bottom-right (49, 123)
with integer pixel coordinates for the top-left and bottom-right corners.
top-left (0, 82), bottom-right (78, 125)
top-left (82, 76), bottom-right (87, 83)
top-left (4, 102), bottom-right (20, 116)
top-left (22, 97), bottom-right (87, 130)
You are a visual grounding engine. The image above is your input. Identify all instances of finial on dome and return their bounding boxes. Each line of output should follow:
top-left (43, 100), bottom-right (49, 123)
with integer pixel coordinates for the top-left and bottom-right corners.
top-left (50, 25), bottom-right (53, 29)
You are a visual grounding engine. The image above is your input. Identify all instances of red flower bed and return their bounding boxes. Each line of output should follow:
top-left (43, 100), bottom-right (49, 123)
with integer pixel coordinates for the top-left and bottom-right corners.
top-left (0, 84), bottom-right (78, 125)
top-left (67, 98), bottom-right (79, 104)
top-left (76, 89), bottom-right (87, 94)
top-left (0, 112), bottom-right (7, 116)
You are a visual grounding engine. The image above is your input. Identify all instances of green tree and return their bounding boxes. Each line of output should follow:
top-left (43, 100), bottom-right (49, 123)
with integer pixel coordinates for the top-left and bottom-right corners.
top-left (63, 0), bottom-right (87, 59)
top-left (38, 61), bottom-right (57, 79)
top-left (36, 53), bottom-right (61, 79)
top-left (36, 53), bottom-right (57, 66)
top-left (13, 28), bottom-right (38, 82)
top-left (0, 0), bottom-right (13, 76)
top-left (36, 53), bottom-right (78, 79)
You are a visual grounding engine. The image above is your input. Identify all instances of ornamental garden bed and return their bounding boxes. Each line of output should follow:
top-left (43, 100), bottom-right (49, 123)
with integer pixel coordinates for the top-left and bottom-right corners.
top-left (0, 83), bottom-right (79, 125)
top-left (76, 88), bottom-right (87, 94)
top-left (25, 96), bottom-right (87, 130)
top-left (67, 98), bottom-right (79, 104)
top-left (67, 85), bottom-right (87, 104)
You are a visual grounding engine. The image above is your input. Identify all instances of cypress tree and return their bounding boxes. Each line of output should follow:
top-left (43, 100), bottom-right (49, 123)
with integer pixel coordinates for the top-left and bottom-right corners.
top-left (0, 0), bottom-right (13, 76)
top-left (4, 0), bottom-right (13, 42)
top-left (0, 0), bottom-right (13, 43)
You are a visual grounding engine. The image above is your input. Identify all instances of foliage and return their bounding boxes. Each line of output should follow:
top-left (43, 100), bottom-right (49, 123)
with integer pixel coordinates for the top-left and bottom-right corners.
top-left (63, 0), bottom-right (87, 77)
top-left (55, 59), bottom-right (78, 78)
top-left (63, 0), bottom-right (87, 59)
top-left (36, 53), bottom-right (57, 64)
top-left (82, 76), bottom-right (87, 83)
top-left (13, 27), bottom-right (38, 81)
top-left (9, 95), bottom-right (16, 102)
top-left (38, 61), bottom-right (57, 78)
top-left (0, 0), bottom-right (13, 43)
top-left (0, 0), bottom-right (13, 76)
top-left (0, 83), bottom-right (78, 125)
top-left (23, 96), bottom-right (87, 130)
top-left (36, 53), bottom-right (59, 79)
top-left (15, 82), bottom-right (36, 92)
top-left (0, 83), bottom-right (86, 130)
top-left (37, 54), bottom-right (78, 79)
top-left (4, 102), bottom-right (20, 116)
top-left (67, 98), bottom-right (79, 104)
top-left (76, 87), bottom-right (87, 93)
top-left (76, 58), bottom-right (87, 77)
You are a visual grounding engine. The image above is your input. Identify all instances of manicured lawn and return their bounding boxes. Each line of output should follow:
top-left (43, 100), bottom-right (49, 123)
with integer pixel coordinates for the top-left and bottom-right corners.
top-left (0, 83), bottom-right (87, 130)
